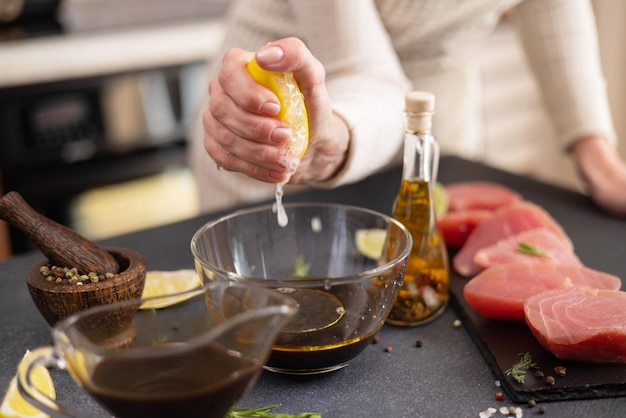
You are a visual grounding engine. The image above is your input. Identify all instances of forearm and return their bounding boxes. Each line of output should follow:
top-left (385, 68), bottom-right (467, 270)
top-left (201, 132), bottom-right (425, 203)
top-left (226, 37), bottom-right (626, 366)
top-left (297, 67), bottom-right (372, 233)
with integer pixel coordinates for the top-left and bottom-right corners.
top-left (511, 0), bottom-right (617, 150)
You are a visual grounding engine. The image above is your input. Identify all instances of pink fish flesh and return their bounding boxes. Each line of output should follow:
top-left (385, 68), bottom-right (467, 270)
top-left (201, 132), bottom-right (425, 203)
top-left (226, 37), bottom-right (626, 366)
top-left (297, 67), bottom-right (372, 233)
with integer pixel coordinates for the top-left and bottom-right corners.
top-left (437, 209), bottom-right (492, 249)
top-left (463, 264), bottom-right (622, 321)
top-left (525, 286), bottom-right (626, 363)
top-left (473, 227), bottom-right (582, 270)
top-left (453, 201), bottom-right (568, 277)
top-left (445, 181), bottom-right (522, 212)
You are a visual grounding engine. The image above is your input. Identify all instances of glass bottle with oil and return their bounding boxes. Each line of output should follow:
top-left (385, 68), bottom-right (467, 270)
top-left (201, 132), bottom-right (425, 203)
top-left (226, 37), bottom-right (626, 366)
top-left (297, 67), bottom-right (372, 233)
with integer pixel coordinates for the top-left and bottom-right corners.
top-left (386, 91), bottom-right (449, 326)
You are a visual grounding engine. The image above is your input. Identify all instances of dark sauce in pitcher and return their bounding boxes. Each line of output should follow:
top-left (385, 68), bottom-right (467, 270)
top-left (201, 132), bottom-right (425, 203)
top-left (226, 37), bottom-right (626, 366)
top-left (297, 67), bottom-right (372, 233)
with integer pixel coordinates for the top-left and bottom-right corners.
top-left (85, 343), bottom-right (261, 418)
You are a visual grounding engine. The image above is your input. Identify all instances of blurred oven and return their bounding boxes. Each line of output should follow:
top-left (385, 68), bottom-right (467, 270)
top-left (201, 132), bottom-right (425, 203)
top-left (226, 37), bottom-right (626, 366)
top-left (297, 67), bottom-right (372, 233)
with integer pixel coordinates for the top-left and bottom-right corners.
top-left (0, 63), bottom-right (206, 252)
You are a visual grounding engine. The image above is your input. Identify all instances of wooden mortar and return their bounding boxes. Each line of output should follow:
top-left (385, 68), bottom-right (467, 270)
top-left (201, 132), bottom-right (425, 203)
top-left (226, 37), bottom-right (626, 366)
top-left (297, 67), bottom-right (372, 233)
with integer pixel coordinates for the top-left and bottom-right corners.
top-left (26, 246), bottom-right (147, 326)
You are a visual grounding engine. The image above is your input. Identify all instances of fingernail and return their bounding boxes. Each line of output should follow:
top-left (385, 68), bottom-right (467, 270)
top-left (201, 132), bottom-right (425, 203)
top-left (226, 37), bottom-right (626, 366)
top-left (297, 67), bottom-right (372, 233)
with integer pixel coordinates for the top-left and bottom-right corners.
top-left (271, 127), bottom-right (291, 143)
top-left (261, 102), bottom-right (280, 116)
top-left (256, 45), bottom-right (284, 64)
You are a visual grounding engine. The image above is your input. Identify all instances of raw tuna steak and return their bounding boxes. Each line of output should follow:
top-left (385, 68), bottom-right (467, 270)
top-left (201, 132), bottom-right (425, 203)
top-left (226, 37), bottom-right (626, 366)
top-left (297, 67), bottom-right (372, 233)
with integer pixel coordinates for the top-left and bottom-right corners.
top-left (473, 227), bottom-right (582, 270)
top-left (446, 181), bottom-right (522, 212)
top-left (437, 209), bottom-right (492, 248)
top-left (525, 286), bottom-right (626, 363)
top-left (463, 264), bottom-right (622, 321)
top-left (453, 201), bottom-right (568, 277)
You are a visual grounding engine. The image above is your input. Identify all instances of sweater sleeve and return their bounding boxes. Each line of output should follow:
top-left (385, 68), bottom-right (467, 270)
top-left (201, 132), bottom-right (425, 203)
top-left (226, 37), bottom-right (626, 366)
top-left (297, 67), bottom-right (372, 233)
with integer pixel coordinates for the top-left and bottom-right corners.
top-left (509, 0), bottom-right (617, 150)
top-left (287, 0), bottom-right (411, 188)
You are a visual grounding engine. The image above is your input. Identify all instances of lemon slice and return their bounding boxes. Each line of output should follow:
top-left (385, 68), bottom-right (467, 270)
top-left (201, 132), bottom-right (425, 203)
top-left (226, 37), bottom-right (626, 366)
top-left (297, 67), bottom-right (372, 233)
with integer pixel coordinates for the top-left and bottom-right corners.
top-left (140, 269), bottom-right (202, 309)
top-left (246, 57), bottom-right (309, 159)
top-left (0, 351), bottom-right (55, 418)
top-left (355, 228), bottom-right (388, 260)
top-left (433, 182), bottom-right (449, 217)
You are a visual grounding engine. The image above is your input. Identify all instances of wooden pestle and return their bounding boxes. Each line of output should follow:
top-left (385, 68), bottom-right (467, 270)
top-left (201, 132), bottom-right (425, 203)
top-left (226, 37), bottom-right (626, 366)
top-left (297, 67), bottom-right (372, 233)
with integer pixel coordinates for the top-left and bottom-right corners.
top-left (0, 191), bottom-right (120, 274)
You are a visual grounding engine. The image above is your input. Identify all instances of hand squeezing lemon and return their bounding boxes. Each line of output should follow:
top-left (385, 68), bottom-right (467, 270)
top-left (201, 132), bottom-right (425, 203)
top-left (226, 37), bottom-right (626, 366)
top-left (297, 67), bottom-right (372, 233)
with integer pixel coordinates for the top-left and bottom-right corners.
top-left (246, 57), bottom-right (309, 226)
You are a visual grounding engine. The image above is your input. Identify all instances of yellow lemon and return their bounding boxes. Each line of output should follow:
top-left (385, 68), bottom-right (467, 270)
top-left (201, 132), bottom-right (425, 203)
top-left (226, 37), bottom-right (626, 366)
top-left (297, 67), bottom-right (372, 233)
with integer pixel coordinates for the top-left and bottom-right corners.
top-left (433, 181), bottom-right (449, 217)
top-left (140, 269), bottom-right (202, 309)
top-left (246, 57), bottom-right (309, 159)
top-left (355, 228), bottom-right (388, 260)
top-left (0, 351), bottom-right (55, 418)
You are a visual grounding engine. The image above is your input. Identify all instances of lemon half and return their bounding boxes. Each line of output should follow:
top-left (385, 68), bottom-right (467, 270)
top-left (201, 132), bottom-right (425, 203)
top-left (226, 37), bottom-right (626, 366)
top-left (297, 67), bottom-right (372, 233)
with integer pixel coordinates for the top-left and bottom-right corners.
top-left (140, 269), bottom-right (202, 309)
top-left (246, 57), bottom-right (309, 159)
top-left (0, 351), bottom-right (55, 418)
top-left (355, 228), bottom-right (388, 260)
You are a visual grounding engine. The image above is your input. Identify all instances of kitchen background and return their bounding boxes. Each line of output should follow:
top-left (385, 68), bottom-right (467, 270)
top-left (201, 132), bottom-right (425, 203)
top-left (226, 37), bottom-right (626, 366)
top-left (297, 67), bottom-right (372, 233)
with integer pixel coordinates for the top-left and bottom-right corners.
top-left (0, 0), bottom-right (625, 261)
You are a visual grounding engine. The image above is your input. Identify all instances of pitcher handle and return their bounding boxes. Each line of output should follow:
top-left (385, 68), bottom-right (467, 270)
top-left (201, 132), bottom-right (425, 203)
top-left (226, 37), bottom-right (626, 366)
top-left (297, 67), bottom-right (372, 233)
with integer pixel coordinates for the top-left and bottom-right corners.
top-left (17, 347), bottom-right (104, 418)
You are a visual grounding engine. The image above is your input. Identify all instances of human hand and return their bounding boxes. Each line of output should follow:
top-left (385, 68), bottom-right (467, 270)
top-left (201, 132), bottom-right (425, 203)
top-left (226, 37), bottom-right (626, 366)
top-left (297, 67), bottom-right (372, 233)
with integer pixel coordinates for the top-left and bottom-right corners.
top-left (572, 136), bottom-right (626, 217)
top-left (203, 37), bottom-right (350, 184)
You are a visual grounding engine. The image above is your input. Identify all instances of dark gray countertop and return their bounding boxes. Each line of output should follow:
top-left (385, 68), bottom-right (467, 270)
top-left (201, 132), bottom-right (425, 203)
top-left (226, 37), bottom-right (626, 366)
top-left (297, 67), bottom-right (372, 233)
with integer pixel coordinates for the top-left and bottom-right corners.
top-left (1, 156), bottom-right (625, 417)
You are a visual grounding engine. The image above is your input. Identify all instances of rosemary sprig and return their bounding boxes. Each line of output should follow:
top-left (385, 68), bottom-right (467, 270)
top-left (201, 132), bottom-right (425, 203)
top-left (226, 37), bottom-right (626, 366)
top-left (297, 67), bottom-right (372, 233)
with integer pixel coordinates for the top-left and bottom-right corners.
top-left (505, 352), bottom-right (538, 384)
top-left (517, 242), bottom-right (550, 258)
top-left (225, 405), bottom-right (321, 418)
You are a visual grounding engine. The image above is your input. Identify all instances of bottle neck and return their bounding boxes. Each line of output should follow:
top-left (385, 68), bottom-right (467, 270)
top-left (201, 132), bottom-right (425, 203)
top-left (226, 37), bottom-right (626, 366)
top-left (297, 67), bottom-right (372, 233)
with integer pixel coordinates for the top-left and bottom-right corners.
top-left (402, 127), bottom-right (438, 184)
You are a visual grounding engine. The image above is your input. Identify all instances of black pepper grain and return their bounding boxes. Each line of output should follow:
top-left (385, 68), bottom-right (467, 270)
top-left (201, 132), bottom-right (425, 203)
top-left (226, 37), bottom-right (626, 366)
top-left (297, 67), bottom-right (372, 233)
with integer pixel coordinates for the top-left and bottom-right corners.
top-left (415, 340), bottom-right (423, 348)
top-left (538, 405), bottom-right (547, 414)
top-left (545, 375), bottom-right (556, 386)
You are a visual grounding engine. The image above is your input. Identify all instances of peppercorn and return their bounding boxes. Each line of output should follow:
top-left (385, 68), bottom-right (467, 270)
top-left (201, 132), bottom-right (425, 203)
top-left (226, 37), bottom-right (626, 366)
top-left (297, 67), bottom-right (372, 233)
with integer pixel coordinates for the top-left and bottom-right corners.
top-left (554, 366), bottom-right (567, 377)
top-left (371, 335), bottom-right (379, 344)
top-left (415, 340), bottom-right (423, 348)
top-left (384, 345), bottom-right (393, 353)
top-left (545, 375), bottom-right (556, 386)
top-left (538, 405), bottom-right (547, 414)
top-left (527, 399), bottom-right (536, 408)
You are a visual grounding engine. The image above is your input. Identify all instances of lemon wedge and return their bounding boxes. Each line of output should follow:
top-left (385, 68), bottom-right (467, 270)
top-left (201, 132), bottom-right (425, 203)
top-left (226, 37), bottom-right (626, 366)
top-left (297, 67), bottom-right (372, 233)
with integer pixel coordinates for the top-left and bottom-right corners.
top-left (433, 182), bottom-right (449, 217)
top-left (140, 269), bottom-right (202, 309)
top-left (0, 351), bottom-right (55, 418)
top-left (355, 229), bottom-right (388, 260)
top-left (247, 57), bottom-right (310, 227)
top-left (246, 57), bottom-right (309, 159)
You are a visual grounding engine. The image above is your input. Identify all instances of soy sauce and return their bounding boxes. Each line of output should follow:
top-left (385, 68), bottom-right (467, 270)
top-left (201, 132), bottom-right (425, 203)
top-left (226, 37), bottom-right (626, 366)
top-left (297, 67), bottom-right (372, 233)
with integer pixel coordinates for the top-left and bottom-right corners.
top-left (85, 343), bottom-right (261, 418)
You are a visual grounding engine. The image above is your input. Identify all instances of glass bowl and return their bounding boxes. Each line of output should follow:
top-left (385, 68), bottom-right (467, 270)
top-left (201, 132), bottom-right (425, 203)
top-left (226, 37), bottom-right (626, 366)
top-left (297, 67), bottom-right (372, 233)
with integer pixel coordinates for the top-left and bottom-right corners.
top-left (191, 203), bottom-right (412, 375)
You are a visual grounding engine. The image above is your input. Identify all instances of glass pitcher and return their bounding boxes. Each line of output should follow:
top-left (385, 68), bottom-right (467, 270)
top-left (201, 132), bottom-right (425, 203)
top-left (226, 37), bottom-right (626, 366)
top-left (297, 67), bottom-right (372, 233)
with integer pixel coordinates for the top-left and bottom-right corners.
top-left (18, 282), bottom-right (298, 418)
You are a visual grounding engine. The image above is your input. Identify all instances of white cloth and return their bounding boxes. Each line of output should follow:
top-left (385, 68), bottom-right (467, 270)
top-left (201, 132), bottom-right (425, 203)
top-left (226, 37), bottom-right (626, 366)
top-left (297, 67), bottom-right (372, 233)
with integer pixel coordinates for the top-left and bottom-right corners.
top-left (189, 0), bottom-right (616, 213)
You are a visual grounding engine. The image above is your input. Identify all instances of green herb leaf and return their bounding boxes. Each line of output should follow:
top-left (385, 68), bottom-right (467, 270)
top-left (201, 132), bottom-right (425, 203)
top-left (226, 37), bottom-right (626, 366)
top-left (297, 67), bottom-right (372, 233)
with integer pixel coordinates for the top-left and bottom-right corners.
top-left (225, 405), bottom-right (322, 418)
top-left (292, 256), bottom-right (311, 277)
top-left (505, 352), bottom-right (538, 384)
top-left (517, 242), bottom-right (550, 258)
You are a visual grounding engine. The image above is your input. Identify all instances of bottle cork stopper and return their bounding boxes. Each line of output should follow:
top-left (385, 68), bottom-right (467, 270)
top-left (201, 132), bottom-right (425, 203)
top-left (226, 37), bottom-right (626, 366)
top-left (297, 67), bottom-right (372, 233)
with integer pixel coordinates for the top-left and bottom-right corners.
top-left (405, 91), bottom-right (435, 114)
top-left (405, 91), bottom-right (435, 132)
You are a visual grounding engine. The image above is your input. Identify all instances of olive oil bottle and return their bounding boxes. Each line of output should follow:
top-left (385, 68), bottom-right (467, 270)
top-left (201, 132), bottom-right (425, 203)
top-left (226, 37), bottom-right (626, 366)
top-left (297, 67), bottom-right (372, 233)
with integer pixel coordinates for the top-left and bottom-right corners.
top-left (386, 91), bottom-right (449, 326)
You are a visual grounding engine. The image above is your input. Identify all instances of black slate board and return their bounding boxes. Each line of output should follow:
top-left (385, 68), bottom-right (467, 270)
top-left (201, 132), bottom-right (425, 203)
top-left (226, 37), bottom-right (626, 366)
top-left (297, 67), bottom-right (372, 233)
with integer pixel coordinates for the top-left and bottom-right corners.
top-left (449, 271), bottom-right (626, 403)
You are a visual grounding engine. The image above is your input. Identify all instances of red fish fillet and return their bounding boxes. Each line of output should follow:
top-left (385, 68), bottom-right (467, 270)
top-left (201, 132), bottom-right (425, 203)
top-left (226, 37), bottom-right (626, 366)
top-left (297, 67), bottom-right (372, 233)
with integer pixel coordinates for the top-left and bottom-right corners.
top-left (453, 201), bottom-right (568, 277)
top-left (525, 286), bottom-right (626, 363)
top-left (463, 264), bottom-right (622, 321)
top-left (437, 209), bottom-right (492, 248)
top-left (446, 181), bottom-right (522, 212)
top-left (473, 227), bottom-right (582, 270)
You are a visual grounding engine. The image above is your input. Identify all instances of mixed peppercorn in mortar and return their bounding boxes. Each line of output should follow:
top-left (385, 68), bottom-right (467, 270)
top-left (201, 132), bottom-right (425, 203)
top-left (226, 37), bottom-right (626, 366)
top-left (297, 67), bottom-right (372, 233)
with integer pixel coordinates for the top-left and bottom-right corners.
top-left (39, 265), bottom-right (117, 285)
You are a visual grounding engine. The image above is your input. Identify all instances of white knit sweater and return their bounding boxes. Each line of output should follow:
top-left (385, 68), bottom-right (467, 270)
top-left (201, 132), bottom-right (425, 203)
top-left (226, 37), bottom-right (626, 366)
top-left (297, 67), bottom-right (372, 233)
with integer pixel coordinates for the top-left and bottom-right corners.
top-left (190, 0), bottom-right (616, 213)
